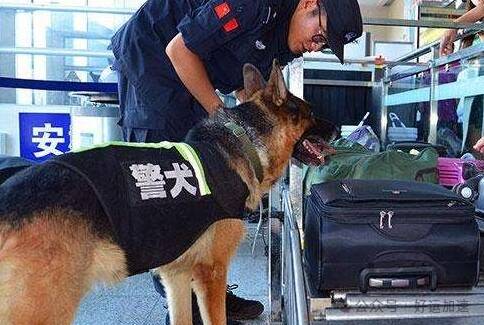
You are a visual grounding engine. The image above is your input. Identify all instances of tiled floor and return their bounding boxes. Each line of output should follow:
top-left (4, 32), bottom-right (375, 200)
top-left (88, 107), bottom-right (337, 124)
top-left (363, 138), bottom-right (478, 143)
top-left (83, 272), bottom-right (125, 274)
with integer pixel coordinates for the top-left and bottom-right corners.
top-left (74, 222), bottom-right (269, 325)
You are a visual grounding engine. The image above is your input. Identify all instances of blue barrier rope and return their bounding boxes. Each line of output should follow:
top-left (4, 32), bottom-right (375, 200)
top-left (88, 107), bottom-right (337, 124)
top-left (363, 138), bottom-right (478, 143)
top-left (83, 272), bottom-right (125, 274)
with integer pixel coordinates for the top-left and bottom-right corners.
top-left (0, 77), bottom-right (117, 93)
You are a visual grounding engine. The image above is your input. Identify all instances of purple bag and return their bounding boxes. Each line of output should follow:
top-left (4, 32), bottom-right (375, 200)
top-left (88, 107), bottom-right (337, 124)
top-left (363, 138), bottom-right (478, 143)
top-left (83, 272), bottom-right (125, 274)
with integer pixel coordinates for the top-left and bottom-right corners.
top-left (346, 126), bottom-right (381, 152)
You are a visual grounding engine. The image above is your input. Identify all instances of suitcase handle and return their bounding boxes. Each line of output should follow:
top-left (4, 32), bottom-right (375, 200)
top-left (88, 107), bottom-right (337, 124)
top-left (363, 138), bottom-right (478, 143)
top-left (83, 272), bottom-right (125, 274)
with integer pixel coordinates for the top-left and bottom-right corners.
top-left (359, 266), bottom-right (437, 293)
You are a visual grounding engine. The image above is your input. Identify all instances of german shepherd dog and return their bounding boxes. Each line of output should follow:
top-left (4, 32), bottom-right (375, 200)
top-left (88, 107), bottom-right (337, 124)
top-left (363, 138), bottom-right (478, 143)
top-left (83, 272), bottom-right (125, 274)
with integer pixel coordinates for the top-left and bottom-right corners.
top-left (0, 61), bottom-right (335, 325)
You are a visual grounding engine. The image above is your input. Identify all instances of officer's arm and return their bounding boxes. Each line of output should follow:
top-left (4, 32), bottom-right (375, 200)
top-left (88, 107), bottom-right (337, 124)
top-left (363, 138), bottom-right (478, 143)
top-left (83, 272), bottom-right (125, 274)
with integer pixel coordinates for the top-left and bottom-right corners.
top-left (456, 1), bottom-right (484, 24)
top-left (166, 33), bottom-right (223, 115)
top-left (439, 2), bottom-right (483, 55)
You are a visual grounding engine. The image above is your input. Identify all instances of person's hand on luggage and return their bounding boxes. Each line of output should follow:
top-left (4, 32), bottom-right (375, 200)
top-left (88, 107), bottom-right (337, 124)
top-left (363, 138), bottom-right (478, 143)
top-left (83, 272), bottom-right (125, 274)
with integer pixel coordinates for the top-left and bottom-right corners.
top-left (439, 29), bottom-right (457, 56)
top-left (474, 137), bottom-right (484, 153)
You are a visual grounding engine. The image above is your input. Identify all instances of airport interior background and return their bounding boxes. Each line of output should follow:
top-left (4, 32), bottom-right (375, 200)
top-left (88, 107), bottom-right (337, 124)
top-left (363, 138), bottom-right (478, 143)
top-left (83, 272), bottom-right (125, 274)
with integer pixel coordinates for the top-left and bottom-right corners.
top-left (0, 0), bottom-right (484, 324)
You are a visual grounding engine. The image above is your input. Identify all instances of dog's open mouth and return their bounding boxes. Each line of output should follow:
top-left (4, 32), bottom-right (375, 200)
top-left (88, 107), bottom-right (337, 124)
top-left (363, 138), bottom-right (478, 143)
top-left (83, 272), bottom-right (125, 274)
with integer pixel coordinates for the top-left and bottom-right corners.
top-left (293, 135), bottom-right (336, 166)
top-left (292, 118), bottom-right (337, 166)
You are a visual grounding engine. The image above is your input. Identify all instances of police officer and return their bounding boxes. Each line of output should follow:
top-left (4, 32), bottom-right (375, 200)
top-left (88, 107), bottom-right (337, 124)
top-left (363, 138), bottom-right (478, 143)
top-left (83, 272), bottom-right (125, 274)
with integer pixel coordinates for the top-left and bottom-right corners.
top-left (111, 0), bottom-right (362, 323)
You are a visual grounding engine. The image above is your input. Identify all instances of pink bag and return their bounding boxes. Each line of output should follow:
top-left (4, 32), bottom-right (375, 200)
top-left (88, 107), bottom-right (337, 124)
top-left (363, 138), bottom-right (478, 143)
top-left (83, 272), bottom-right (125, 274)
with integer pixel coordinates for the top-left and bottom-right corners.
top-left (437, 157), bottom-right (484, 186)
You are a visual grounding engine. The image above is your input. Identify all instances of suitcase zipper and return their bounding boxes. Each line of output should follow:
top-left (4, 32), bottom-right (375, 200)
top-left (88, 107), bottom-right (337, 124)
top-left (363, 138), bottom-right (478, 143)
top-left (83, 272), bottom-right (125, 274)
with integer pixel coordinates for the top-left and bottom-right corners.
top-left (313, 200), bottom-right (473, 224)
top-left (379, 210), bottom-right (394, 229)
top-left (332, 182), bottom-right (468, 206)
top-left (317, 197), bottom-right (470, 212)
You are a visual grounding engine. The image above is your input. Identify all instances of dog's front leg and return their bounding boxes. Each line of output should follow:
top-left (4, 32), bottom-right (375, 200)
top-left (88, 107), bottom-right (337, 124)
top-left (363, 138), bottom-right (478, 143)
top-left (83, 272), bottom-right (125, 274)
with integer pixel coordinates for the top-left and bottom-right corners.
top-left (192, 262), bottom-right (228, 325)
top-left (160, 270), bottom-right (193, 325)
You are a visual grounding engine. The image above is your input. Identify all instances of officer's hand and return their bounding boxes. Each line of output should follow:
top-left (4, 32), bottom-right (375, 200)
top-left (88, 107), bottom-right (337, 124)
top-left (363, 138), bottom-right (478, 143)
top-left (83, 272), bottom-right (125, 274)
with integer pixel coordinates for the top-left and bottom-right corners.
top-left (474, 137), bottom-right (484, 153)
top-left (439, 29), bottom-right (457, 56)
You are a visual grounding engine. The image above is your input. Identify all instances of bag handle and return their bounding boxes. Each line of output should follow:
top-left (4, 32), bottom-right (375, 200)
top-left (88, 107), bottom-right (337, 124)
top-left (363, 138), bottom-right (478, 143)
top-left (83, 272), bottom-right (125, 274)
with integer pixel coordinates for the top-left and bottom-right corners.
top-left (359, 266), bottom-right (437, 293)
top-left (389, 112), bottom-right (407, 128)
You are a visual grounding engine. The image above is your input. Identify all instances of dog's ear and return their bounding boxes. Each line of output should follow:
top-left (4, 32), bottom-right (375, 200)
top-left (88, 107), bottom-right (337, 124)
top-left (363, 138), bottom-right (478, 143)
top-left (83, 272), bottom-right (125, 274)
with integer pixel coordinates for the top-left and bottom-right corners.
top-left (243, 64), bottom-right (266, 99)
top-left (267, 59), bottom-right (287, 107)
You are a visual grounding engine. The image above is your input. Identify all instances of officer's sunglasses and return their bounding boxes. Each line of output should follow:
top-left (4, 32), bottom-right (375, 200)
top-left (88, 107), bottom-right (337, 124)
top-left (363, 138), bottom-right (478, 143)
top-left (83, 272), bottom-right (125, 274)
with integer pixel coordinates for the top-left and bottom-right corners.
top-left (312, 0), bottom-right (328, 46)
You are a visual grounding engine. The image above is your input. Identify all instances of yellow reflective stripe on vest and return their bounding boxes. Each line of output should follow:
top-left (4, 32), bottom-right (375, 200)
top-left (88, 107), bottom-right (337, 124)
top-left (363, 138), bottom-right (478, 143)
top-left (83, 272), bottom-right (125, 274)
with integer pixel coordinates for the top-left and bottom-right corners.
top-left (72, 141), bottom-right (211, 196)
top-left (171, 143), bottom-right (211, 196)
top-left (71, 141), bottom-right (176, 152)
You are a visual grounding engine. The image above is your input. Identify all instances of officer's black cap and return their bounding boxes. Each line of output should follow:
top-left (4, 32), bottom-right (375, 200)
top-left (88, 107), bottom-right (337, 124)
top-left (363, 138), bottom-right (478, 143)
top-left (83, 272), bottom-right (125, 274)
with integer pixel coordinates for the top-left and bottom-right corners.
top-left (321, 0), bottom-right (363, 64)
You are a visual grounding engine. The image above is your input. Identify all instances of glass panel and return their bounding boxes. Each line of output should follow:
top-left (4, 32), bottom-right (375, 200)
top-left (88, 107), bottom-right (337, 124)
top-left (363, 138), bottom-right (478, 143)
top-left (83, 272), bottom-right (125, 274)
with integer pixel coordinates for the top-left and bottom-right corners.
top-left (447, 55), bottom-right (484, 154)
top-left (0, 2), bottom-right (138, 105)
top-left (383, 44), bottom-right (484, 157)
top-left (387, 71), bottom-right (429, 144)
top-left (0, 1), bottom-right (137, 156)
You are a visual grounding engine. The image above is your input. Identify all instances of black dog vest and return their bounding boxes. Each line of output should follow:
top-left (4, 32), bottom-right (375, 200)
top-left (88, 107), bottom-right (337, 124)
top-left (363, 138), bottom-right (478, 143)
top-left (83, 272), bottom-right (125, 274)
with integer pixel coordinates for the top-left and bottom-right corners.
top-left (1, 142), bottom-right (249, 275)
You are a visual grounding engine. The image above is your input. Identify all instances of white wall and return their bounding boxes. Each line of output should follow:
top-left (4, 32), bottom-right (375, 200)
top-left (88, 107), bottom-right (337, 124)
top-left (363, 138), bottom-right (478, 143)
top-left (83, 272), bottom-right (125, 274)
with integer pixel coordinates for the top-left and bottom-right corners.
top-left (360, 4), bottom-right (391, 43)
top-left (361, 0), bottom-right (413, 44)
top-left (387, 0), bottom-right (412, 42)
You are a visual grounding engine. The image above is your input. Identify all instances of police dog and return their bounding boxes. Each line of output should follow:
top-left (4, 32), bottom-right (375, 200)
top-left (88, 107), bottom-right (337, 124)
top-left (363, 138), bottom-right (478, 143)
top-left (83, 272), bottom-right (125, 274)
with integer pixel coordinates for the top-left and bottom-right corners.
top-left (0, 61), bottom-right (335, 325)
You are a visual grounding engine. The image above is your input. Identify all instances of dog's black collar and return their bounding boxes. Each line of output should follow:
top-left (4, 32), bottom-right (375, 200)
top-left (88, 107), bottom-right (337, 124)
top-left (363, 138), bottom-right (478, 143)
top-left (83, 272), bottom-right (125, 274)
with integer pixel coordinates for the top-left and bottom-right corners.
top-left (224, 122), bottom-right (264, 183)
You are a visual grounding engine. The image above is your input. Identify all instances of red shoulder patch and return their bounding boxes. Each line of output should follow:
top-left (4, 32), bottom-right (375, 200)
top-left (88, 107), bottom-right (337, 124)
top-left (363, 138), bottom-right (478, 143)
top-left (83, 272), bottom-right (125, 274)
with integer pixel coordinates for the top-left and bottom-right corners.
top-left (223, 18), bottom-right (239, 33)
top-left (214, 2), bottom-right (231, 19)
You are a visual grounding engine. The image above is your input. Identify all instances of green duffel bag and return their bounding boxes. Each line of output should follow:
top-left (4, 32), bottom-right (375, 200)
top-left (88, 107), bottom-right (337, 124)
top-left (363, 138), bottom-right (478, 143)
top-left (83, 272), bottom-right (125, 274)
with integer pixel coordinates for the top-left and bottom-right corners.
top-left (303, 138), bottom-right (439, 196)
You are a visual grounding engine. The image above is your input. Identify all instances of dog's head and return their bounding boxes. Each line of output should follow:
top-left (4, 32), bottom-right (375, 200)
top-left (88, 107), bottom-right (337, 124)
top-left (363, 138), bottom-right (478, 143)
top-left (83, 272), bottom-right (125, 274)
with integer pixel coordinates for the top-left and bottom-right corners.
top-left (242, 61), bottom-right (337, 168)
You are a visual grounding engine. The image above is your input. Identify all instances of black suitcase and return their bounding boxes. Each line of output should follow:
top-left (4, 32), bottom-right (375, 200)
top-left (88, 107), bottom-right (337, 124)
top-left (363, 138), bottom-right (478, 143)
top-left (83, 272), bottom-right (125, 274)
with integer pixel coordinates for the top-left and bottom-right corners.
top-left (304, 179), bottom-right (479, 294)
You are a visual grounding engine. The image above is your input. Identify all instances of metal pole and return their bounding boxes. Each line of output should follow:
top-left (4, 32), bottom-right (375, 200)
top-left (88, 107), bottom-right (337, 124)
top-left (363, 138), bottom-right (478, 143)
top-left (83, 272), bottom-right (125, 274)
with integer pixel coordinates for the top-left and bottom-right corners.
top-left (428, 46), bottom-right (439, 145)
top-left (304, 79), bottom-right (375, 87)
top-left (363, 17), bottom-right (484, 30)
top-left (0, 47), bottom-right (113, 58)
top-left (269, 215), bottom-right (283, 323)
top-left (385, 43), bottom-right (484, 82)
top-left (0, 3), bottom-right (135, 14)
top-left (304, 57), bottom-right (426, 66)
top-left (390, 30), bottom-right (482, 66)
top-left (285, 227), bottom-right (294, 325)
top-left (283, 190), bottom-right (310, 325)
top-left (381, 67), bottom-right (390, 146)
top-left (290, 230), bottom-right (309, 325)
top-left (414, 4), bottom-right (421, 56)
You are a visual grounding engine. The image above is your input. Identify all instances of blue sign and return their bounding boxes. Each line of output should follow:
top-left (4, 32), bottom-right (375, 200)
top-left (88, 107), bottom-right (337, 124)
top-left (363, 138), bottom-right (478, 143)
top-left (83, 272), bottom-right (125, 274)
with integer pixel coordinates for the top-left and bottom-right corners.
top-left (19, 113), bottom-right (71, 162)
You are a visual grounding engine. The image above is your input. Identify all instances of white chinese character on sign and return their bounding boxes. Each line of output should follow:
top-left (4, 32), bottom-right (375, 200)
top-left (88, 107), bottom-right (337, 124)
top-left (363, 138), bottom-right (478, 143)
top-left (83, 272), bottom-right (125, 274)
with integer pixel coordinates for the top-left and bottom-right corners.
top-left (164, 163), bottom-right (197, 198)
top-left (129, 163), bottom-right (167, 200)
top-left (31, 123), bottom-right (65, 158)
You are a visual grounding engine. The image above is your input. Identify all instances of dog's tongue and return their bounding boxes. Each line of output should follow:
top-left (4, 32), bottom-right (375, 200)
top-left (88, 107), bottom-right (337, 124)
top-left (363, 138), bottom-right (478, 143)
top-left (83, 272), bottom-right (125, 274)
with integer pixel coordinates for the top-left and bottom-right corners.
top-left (302, 139), bottom-right (325, 164)
top-left (292, 117), bottom-right (337, 166)
top-left (293, 135), bottom-right (336, 166)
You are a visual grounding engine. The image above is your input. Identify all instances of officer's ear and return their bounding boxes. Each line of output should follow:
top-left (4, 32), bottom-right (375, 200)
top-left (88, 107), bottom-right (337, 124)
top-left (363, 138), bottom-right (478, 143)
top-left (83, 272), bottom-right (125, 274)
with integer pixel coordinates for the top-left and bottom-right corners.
top-left (243, 64), bottom-right (266, 99)
top-left (267, 59), bottom-right (287, 107)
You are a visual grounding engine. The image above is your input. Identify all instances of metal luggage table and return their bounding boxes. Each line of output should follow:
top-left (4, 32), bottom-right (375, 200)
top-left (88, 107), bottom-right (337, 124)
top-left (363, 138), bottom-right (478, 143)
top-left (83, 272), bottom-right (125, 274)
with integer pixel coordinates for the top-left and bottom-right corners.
top-left (269, 186), bottom-right (484, 324)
